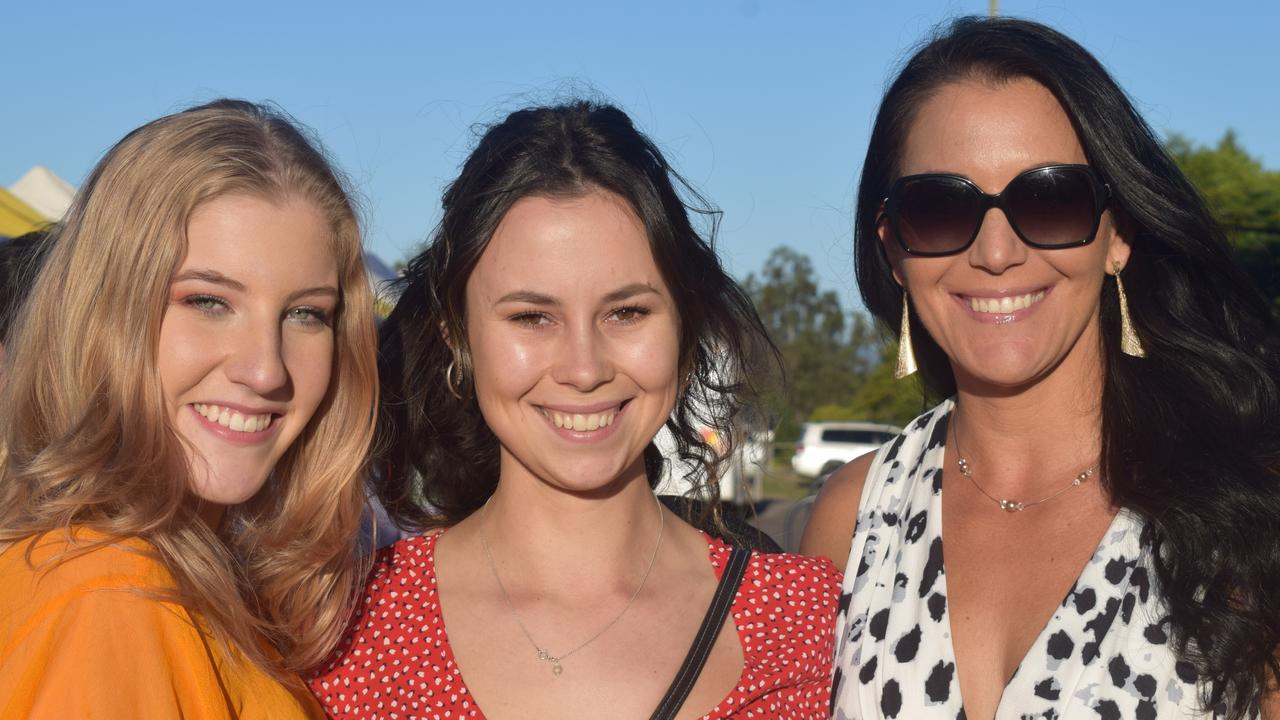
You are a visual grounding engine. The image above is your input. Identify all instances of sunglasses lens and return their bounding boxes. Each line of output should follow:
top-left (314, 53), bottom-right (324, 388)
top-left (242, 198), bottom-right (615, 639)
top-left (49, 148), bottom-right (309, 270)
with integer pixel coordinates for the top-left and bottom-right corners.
top-left (893, 177), bottom-right (981, 255)
top-left (1004, 167), bottom-right (1099, 246)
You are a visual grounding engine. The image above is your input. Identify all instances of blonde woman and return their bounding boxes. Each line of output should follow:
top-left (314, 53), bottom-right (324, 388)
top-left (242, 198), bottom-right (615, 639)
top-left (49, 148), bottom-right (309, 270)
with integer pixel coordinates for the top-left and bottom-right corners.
top-left (0, 100), bottom-right (378, 718)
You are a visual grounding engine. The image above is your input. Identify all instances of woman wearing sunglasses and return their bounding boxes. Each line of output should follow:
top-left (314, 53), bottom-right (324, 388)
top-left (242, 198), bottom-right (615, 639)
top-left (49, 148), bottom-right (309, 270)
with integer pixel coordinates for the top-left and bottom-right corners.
top-left (0, 100), bottom-right (377, 717)
top-left (803, 17), bottom-right (1279, 720)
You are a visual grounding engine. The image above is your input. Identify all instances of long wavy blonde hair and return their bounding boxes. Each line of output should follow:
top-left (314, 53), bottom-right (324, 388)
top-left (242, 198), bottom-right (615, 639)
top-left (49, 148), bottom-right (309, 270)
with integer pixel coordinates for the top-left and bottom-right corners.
top-left (0, 99), bottom-right (378, 675)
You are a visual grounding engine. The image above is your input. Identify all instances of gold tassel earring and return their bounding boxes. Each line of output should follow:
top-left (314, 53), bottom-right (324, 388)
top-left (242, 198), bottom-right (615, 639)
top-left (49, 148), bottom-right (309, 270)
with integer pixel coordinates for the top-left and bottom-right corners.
top-left (895, 290), bottom-right (918, 379)
top-left (1114, 262), bottom-right (1146, 358)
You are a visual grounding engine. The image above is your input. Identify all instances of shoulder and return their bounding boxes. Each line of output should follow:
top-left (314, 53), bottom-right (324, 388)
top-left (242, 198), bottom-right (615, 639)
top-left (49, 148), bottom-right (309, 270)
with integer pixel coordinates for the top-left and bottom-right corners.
top-left (708, 531), bottom-right (841, 619)
top-left (0, 533), bottom-right (241, 717)
top-left (362, 531), bottom-right (441, 591)
top-left (798, 401), bottom-right (954, 566)
top-left (745, 548), bottom-right (843, 599)
top-left (1, 530), bottom-right (173, 613)
top-left (798, 452), bottom-right (876, 568)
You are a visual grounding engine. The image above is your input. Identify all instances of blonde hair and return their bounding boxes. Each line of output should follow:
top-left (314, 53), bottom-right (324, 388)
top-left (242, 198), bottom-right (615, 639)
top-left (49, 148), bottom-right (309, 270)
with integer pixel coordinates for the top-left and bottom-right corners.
top-left (0, 99), bottom-right (378, 674)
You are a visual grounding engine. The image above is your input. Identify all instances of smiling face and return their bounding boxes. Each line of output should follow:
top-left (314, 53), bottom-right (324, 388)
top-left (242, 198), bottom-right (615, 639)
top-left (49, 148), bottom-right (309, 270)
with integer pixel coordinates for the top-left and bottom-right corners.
top-left (159, 193), bottom-right (338, 519)
top-left (885, 77), bottom-right (1131, 392)
top-left (464, 190), bottom-right (681, 494)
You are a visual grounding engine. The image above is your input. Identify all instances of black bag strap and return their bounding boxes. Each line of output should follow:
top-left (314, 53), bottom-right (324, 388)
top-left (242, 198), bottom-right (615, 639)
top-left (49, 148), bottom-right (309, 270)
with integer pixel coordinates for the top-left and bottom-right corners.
top-left (650, 545), bottom-right (752, 720)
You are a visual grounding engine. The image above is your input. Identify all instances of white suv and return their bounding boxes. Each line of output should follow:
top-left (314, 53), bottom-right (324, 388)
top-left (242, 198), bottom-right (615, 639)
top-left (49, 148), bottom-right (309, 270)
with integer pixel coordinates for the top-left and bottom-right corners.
top-left (790, 422), bottom-right (901, 479)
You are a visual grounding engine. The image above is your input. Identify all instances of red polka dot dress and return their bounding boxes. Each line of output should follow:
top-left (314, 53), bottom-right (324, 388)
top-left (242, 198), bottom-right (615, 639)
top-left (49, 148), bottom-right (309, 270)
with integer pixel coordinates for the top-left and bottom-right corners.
top-left (310, 532), bottom-right (841, 719)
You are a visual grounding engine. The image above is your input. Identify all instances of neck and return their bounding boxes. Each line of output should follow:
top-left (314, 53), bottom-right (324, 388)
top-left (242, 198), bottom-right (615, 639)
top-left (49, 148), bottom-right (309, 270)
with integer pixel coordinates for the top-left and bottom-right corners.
top-left (950, 337), bottom-right (1105, 487)
top-left (478, 465), bottom-right (664, 584)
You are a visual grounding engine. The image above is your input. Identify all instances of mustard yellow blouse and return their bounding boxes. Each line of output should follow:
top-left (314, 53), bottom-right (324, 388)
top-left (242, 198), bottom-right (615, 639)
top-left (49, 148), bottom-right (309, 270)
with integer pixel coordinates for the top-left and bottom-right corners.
top-left (0, 529), bottom-right (323, 719)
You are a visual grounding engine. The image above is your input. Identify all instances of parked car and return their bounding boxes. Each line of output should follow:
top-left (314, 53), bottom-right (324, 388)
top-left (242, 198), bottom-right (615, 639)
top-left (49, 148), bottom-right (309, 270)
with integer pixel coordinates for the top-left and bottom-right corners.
top-left (790, 421), bottom-right (901, 479)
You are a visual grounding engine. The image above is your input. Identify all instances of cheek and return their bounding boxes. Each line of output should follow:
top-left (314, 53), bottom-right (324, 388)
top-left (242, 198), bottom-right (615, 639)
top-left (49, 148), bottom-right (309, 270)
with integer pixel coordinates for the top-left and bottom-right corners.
top-left (156, 313), bottom-right (208, 406)
top-left (627, 323), bottom-right (681, 394)
top-left (284, 333), bottom-right (336, 412)
top-left (469, 325), bottom-right (545, 401)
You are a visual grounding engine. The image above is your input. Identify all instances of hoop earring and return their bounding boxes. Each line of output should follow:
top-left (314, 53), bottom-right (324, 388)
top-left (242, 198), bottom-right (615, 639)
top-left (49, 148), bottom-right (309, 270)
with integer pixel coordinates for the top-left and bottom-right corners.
top-left (895, 290), bottom-right (918, 379)
top-left (445, 358), bottom-right (467, 399)
top-left (1113, 262), bottom-right (1147, 358)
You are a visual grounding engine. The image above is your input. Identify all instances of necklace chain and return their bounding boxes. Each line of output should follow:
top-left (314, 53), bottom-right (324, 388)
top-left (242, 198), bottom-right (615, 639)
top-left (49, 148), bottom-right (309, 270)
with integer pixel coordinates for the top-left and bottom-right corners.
top-left (479, 493), bottom-right (665, 677)
top-left (951, 413), bottom-right (1096, 513)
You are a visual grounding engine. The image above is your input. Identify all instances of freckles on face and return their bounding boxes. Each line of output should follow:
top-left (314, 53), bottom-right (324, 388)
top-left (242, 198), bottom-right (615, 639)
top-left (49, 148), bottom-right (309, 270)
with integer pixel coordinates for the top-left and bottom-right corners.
top-left (891, 78), bottom-right (1129, 390)
top-left (158, 193), bottom-right (338, 515)
top-left (463, 190), bottom-right (682, 490)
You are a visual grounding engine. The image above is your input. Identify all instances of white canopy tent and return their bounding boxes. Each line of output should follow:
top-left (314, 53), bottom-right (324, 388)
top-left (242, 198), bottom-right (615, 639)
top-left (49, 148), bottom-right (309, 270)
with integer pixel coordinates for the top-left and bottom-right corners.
top-left (9, 166), bottom-right (74, 221)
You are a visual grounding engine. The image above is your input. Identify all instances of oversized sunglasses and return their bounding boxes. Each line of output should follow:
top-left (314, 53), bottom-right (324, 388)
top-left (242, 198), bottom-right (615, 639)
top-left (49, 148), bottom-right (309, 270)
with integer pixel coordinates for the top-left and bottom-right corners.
top-left (882, 164), bottom-right (1110, 257)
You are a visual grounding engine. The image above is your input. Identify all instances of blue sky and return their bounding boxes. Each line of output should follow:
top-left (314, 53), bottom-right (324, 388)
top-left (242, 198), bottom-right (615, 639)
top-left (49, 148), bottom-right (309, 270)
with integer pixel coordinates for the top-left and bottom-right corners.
top-left (5, 0), bottom-right (1276, 308)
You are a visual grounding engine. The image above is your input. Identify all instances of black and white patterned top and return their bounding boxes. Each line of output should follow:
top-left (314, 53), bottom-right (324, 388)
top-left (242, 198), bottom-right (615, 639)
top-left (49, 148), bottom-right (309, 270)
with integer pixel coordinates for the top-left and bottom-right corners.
top-left (831, 399), bottom-right (1245, 720)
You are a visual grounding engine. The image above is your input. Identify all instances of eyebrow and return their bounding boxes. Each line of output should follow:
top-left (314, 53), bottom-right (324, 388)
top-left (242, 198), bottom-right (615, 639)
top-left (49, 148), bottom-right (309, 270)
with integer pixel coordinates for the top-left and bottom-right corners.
top-left (172, 268), bottom-right (338, 303)
top-left (173, 269), bottom-right (245, 291)
top-left (495, 283), bottom-right (661, 306)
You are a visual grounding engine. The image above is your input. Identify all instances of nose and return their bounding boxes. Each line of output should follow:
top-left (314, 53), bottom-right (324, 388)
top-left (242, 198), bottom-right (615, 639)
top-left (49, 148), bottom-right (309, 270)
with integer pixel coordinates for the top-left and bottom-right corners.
top-left (223, 314), bottom-right (291, 397)
top-left (550, 322), bottom-right (614, 392)
top-left (968, 206), bottom-right (1028, 274)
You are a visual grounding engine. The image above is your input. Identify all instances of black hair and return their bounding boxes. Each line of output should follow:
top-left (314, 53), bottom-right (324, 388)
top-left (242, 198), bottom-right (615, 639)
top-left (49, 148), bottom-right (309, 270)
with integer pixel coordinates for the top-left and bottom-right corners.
top-left (855, 17), bottom-right (1280, 716)
top-left (0, 227), bottom-right (54, 344)
top-left (375, 100), bottom-right (778, 530)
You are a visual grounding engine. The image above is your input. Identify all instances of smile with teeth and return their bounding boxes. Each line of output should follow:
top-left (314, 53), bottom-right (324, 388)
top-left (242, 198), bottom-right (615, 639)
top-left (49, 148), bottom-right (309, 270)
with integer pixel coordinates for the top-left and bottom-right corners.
top-left (193, 403), bottom-right (274, 433)
top-left (966, 290), bottom-right (1046, 314)
top-left (542, 408), bottom-right (619, 432)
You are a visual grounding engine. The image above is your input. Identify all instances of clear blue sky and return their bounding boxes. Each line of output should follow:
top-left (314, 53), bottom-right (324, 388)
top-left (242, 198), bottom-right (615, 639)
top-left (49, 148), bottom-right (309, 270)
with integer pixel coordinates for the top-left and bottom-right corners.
top-left (6, 0), bottom-right (1276, 309)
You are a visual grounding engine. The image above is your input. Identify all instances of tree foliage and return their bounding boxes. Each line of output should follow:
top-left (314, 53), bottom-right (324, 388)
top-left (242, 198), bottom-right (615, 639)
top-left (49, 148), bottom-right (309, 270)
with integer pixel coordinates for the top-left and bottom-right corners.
top-left (1167, 131), bottom-right (1280, 311)
top-left (745, 247), bottom-right (927, 437)
top-left (744, 247), bottom-right (873, 438)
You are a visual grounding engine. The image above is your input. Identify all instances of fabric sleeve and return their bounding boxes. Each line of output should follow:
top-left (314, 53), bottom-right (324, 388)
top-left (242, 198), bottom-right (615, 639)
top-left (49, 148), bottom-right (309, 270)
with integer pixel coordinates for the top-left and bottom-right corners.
top-left (1, 583), bottom-right (235, 720)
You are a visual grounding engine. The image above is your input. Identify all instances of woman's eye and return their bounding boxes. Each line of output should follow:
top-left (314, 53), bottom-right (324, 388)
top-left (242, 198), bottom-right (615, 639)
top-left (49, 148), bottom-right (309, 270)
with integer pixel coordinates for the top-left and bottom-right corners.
top-left (609, 306), bottom-right (650, 324)
top-left (183, 294), bottom-right (229, 316)
top-left (287, 306), bottom-right (332, 326)
top-left (511, 312), bottom-right (550, 328)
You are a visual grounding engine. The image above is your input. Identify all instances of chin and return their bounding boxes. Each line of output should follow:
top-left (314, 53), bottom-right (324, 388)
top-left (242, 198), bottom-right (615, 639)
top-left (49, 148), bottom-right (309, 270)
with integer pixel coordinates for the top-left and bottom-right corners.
top-left (188, 469), bottom-right (271, 507)
top-left (542, 459), bottom-right (642, 495)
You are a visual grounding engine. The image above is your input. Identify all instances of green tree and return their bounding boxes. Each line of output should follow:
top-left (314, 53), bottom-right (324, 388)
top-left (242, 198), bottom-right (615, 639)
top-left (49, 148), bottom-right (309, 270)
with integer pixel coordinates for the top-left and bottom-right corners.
top-left (1167, 131), bottom-right (1280, 311)
top-left (744, 247), bottom-right (874, 439)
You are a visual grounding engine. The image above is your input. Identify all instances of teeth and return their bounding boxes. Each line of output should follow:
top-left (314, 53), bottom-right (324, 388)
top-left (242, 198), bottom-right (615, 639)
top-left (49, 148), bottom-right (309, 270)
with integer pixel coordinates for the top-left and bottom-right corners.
top-left (968, 291), bottom-right (1045, 314)
top-left (545, 408), bottom-right (618, 432)
top-left (193, 403), bottom-right (273, 433)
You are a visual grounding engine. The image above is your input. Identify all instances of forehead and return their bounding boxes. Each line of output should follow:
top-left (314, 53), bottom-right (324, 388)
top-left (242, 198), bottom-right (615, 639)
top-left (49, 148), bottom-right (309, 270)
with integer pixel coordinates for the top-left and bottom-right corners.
top-left (182, 193), bottom-right (337, 285)
top-left (898, 77), bottom-right (1087, 190)
top-left (468, 190), bottom-right (666, 299)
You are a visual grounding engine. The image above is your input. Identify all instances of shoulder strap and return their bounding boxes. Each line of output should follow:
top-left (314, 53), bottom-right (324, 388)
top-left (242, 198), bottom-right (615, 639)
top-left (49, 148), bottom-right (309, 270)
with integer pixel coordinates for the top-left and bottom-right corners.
top-left (649, 545), bottom-right (752, 720)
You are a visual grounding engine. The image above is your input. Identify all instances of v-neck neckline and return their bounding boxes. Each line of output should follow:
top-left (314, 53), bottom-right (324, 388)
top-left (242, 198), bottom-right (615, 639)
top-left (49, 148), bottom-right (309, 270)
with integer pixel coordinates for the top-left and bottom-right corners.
top-left (426, 530), bottom-right (751, 720)
top-left (932, 407), bottom-right (1134, 719)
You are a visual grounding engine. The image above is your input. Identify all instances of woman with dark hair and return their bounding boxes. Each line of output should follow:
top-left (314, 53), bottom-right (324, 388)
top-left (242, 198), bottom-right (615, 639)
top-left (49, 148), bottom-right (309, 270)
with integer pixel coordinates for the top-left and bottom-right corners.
top-left (802, 16), bottom-right (1279, 720)
top-left (310, 101), bottom-right (840, 718)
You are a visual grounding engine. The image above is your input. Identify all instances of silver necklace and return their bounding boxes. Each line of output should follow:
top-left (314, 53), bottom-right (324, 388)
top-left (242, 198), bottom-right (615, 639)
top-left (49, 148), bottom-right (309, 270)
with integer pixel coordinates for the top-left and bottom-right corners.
top-left (478, 493), bottom-right (664, 677)
top-left (951, 414), bottom-right (1096, 513)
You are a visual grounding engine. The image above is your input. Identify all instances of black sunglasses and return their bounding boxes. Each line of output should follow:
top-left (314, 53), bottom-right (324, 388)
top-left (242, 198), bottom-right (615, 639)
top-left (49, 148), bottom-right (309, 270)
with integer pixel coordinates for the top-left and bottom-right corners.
top-left (882, 164), bottom-right (1110, 257)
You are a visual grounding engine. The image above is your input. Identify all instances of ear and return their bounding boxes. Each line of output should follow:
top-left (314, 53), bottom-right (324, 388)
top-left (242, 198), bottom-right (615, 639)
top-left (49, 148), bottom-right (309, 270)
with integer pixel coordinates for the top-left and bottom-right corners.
top-left (1102, 212), bottom-right (1133, 275)
top-left (876, 207), bottom-right (907, 288)
top-left (439, 321), bottom-right (456, 351)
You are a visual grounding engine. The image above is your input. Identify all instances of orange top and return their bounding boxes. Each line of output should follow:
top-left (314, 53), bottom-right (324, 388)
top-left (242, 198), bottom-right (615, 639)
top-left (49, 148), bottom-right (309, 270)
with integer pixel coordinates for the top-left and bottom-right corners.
top-left (0, 529), bottom-right (323, 719)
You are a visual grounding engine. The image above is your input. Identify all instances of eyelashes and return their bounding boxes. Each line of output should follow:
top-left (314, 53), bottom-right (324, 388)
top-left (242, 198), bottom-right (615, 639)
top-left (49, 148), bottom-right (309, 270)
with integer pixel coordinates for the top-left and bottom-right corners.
top-left (180, 294), bottom-right (332, 327)
top-left (183, 294), bottom-right (229, 316)
top-left (508, 305), bottom-right (652, 328)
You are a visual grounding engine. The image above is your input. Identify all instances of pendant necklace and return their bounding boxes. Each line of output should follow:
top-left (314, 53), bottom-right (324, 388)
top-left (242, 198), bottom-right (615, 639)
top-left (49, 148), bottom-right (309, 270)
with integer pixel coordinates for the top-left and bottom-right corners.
top-left (951, 413), bottom-right (1097, 512)
top-left (479, 492), bottom-right (665, 677)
